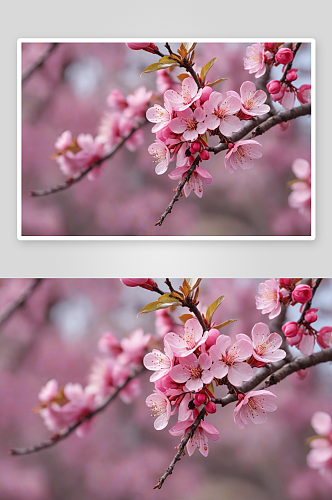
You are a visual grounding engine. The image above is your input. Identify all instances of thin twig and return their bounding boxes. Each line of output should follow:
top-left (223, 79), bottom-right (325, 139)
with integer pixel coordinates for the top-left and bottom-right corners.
top-left (0, 279), bottom-right (43, 329)
top-left (31, 121), bottom-right (146, 197)
top-left (10, 366), bottom-right (144, 456)
top-left (22, 43), bottom-right (59, 84)
top-left (298, 278), bottom-right (323, 324)
top-left (280, 43), bottom-right (302, 84)
top-left (164, 43), bottom-right (201, 89)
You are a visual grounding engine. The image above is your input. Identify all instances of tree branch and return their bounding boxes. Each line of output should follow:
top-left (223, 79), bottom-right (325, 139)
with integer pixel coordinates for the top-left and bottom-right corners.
top-left (22, 43), bottom-right (59, 84)
top-left (280, 43), bottom-right (302, 84)
top-left (10, 366), bottom-right (144, 456)
top-left (298, 278), bottom-right (323, 324)
top-left (30, 121), bottom-right (147, 197)
top-left (0, 279), bottom-right (43, 330)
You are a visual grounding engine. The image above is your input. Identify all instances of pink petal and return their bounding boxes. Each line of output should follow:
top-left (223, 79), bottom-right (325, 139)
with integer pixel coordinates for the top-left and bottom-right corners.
top-left (311, 412), bottom-right (332, 436)
top-left (228, 362), bottom-right (253, 386)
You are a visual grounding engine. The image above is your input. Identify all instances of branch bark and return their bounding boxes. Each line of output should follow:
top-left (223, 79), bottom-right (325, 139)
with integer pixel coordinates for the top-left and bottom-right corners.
top-left (0, 279), bottom-right (43, 330)
top-left (22, 43), bottom-right (59, 83)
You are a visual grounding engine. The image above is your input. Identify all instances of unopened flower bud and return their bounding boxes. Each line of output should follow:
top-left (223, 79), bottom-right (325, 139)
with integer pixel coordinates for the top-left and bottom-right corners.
top-left (200, 150), bottom-right (210, 161)
top-left (190, 142), bottom-right (201, 153)
top-left (275, 48), bottom-right (293, 65)
top-left (126, 42), bottom-right (152, 50)
top-left (205, 401), bottom-right (216, 414)
top-left (282, 321), bottom-right (299, 338)
top-left (295, 368), bottom-right (308, 380)
top-left (194, 393), bottom-right (207, 405)
top-left (279, 278), bottom-right (292, 287)
top-left (305, 308), bottom-right (318, 324)
top-left (266, 80), bottom-right (281, 95)
top-left (205, 328), bottom-right (220, 348)
top-left (200, 86), bottom-right (213, 104)
top-left (292, 284), bottom-right (312, 304)
top-left (264, 42), bottom-right (275, 50)
top-left (286, 68), bottom-right (298, 82)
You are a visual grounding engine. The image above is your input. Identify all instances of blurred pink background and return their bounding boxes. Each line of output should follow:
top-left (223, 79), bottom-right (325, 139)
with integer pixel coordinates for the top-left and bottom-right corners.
top-left (21, 42), bottom-right (311, 237)
top-left (0, 278), bottom-right (330, 499)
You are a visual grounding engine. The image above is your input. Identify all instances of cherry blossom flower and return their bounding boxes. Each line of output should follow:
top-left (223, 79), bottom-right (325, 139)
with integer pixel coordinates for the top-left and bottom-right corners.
top-left (250, 322), bottom-right (286, 363)
top-left (38, 379), bottom-right (59, 403)
top-left (165, 77), bottom-right (202, 111)
top-left (286, 326), bottom-right (315, 356)
top-left (297, 84), bottom-right (311, 104)
top-left (228, 81), bottom-right (270, 117)
top-left (168, 164), bottom-right (213, 198)
top-left (169, 414), bottom-right (220, 456)
top-left (169, 352), bottom-right (214, 392)
top-left (125, 86), bottom-right (153, 118)
top-left (289, 158), bottom-right (311, 219)
top-left (148, 139), bottom-right (171, 174)
top-left (224, 140), bottom-right (262, 173)
top-left (146, 389), bottom-right (171, 430)
top-left (169, 107), bottom-right (207, 142)
top-left (146, 96), bottom-right (173, 133)
top-left (307, 411), bottom-right (332, 485)
top-left (120, 278), bottom-right (157, 290)
top-left (292, 284), bottom-right (312, 304)
top-left (317, 326), bottom-right (332, 349)
top-left (209, 334), bottom-right (253, 386)
top-left (143, 340), bottom-right (174, 382)
top-left (256, 278), bottom-right (282, 319)
top-left (233, 390), bottom-right (277, 429)
top-left (164, 318), bottom-right (208, 358)
top-left (118, 328), bottom-right (151, 365)
top-left (98, 332), bottom-right (122, 356)
top-left (55, 132), bottom-right (105, 177)
top-left (243, 43), bottom-right (266, 78)
top-left (204, 91), bottom-right (241, 136)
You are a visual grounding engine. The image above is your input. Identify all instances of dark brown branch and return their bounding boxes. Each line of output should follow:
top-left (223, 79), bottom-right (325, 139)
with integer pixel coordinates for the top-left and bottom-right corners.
top-left (280, 43), bottom-right (302, 84)
top-left (165, 279), bottom-right (206, 331)
top-left (164, 43), bottom-right (201, 89)
top-left (30, 121), bottom-right (146, 197)
top-left (10, 366), bottom-right (144, 456)
top-left (251, 103), bottom-right (311, 138)
top-left (155, 156), bottom-right (200, 226)
top-left (298, 278), bottom-right (323, 324)
top-left (154, 406), bottom-right (205, 489)
top-left (0, 279), bottom-right (43, 329)
top-left (22, 43), bottom-right (59, 83)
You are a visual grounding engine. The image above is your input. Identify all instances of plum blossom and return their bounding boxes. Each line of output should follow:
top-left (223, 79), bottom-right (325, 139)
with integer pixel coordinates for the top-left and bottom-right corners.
top-left (233, 390), bottom-right (277, 429)
top-left (169, 412), bottom-right (220, 457)
top-left (165, 77), bottom-right (202, 111)
top-left (146, 96), bottom-right (173, 133)
top-left (317, 327), bottom-right (332, 349)
top-left (286, 326), bottom-right (315, 356)
top-left (168, 163), bottom-right (213, 198)
top-left (169, 352), bottom-right (214, 392)
top-left (209, 334), bottom-right (253, 386)
top-left (297, 84), bottom-right (311, 104)
top-left (250, 322), bottom-right (286, 363)
top-left (255, 278), bottom-right (282, 319)
top-left (148, 139), bottom-right (171, 174)
top-left (203, 91), bottom-right (241, 136)
top-left (164, 318), bottom-right (208, 357)
top-left (289, 158), bottom-right (311, 219)
top-left (125, 86), bottom-right (153, 118)
top-left (118, 328), bottom-right (151, 365)
top-left (146, 389), bottom-right (171, 430)
top-left (307, 411), bottom-right (332, 485)
top-left (143, 340), bottom-right (174, 382)
top-left (224, 140), bottom-right (262, 173)
top-left (292, 284), bottom-right (312, 304)
top-left (169, 107), bottom-right (207, 142)
top-left (228, 81), bottom-right (270, 117)
top-left (243, 43), bottom-right (266, 78)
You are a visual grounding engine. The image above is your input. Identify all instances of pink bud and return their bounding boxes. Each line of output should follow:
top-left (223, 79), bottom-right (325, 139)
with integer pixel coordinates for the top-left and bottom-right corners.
top-left (200, 86), bottom-right (213, 104)
top-left (275, 48), bottom-right (293, 65)
top-left (264, 42), bottom-right (275, 50)
top-left (286, 68), bottom-right (298, 82)
top-left (292, 284), bottom-right (312, 304)
top-left (304, 308), bottom-right (318, 324)
top-left (190, 142), bottom-right (201, 153)
top-left (266, 80), bottom-right (281, 95)
top-left (295, 368), bottom-right (308, 380)
top-left (200, 150), bottom-right (210, 161)
top-left (205, 401), bottom-right (216, 414)
top-left (282, 321), bottom-right (299, 338)
top-left (277, 121), bottom-right (290, 132)
top-left (297, 84), bottom-right (311, 104)
top-left (279, 278), bottom-right (292, 287)
top-left (205, 328), bottom-right (220, 348)
top-left (120, 278), bottom-right (157, 291)
top-left (194, 393), bottom-right (207, 405)
top-left (126, 43), bottom-right (151, 50)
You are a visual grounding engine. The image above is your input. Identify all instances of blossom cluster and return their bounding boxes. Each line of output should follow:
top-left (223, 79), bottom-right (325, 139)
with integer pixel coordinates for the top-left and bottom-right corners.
top-left (146, 77), bottom-right (268, 197)
top-left (256, 278), bottom-right (331, 356)
top-left (244, 42), bottom-right (311, 110)
top-left (36, 328), bottom-right (152, 436)
top-left (307, 411), bottom-right (332, 486)
top-left (143, 317), bottom-right (282, 457)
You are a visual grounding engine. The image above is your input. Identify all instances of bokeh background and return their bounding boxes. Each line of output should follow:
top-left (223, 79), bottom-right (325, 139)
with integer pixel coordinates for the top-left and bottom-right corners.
top-left (21, 42), bottom-right (311, 237)
top-left (0, 278), bottom-right (331, 500)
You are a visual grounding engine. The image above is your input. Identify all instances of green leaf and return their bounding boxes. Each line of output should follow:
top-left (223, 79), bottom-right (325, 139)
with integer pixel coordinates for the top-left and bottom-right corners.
top-left (200, 57), bottom-right (217, 83)
top-left (141, 57), bottom-right (179, 75)
top-left (137, 294), bottom-right (180, 316)
top-left (205, 295), bottom-right (225, 324)
top-left (214, 319), bottom-right (237, 330)
top-left (207, 78), bottom-right (227, 87)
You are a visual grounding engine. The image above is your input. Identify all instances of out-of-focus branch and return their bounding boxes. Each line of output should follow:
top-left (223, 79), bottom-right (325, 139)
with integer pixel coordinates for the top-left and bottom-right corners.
top-left (22, 43), bottom-right (59, 84)
top-left (10, 366), bottom-right (144, 456)
top-left (0, 279), bottom-right (43, 330)
top-left (30, 121), bottom-right (146, 197)
top-left (154, 406), bottom-right (205, 490)
top-left (155, 156), bottom-right (200, 226)
top-left (298, 278), bottom-right (323, 324)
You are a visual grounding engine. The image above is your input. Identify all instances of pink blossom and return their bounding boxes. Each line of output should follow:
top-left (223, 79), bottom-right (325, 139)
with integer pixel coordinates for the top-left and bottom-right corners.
top-left (287, 326), bottom-right (315, 356)
top-left (287, 68), bottom-right (298, 82)
top-left (38, 379), bottom-right (59, 403)
top-left (98, 332), bottom-right (122, 356)
top-left (209, 334), bottom-right (253, 386)
top-left (267, 80), bottom-right (281, 95)
top-left (282, 321), bottom-right (299, 338)
top-left (54, 130), bottom-right (72, 151)
top-left (256, 278), bottom-right (282, 319)
top-left (156, 69), bottom-right (174, 94)
top-left (169, 415), bottom-right (220, 457)
top-left (125, 86), bottom-right (153, 119)
top-left (165, 77), bottom-right (202, 111)
top-left (164, 318), bottom-right (208, 358)
top-left (204, 91), bottom-right (241, 136)
top-left (233, 390), bottom-right (277, 429)
top-left (307, 412), bottom-right (332, 483)
top-left (126, 42), bottom-right (153, 50)
top-left (148, 139), bottom-right (171, 175)
top-left (120, 278), bottom-right (157, 290)
top-left (118, 328), bottom-right (152, 365)
top-left (155, 309), bottom-right (182, 338)
top-left (250, 322), bottom-right (286, 363)
top-left (305, 308), bottom-right (318, 324)
top-left (169, 352), bottom-right (214, 392)
top-left (169, 107), bottom-right (207, 142)
top-left (317, 327), bottom-right (332, 349)
top-left (292, 284), bottom-right (312, 304)
top-left (224, 140), bottom-right (262, 174)
top-left (55, 132), bottom-right (105, 177)
top-left (228, 81), bottom-right (270, 117)
top-left (297, 84), bottom-right (311, 104)
top-left (146, 389), bottom-right (171, 430)
top-left (270, 83), bottom-right (295, 110)
top-left (143, 340), bottom-right (174, 382)
top-left (146, 96), bottom-right (173, 133)
top-left (106, 89), bottom-right (127, 111)
top-left (243, 43), bottom-right (266, 78)
top-left (275, 48), bottom-right (293, 65)
top-left (168, 163), bottom-right (213, 198)
top-left (289, 158), bottom-right (311, 218)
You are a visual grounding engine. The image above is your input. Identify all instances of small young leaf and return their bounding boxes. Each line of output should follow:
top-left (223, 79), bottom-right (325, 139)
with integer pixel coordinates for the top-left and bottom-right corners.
top-left (214, 319), bottom-right (237, 330)
top-left (207, 78), bottom-right (227, 87)
top-left (141, 57), bottom-right (179, 75)
top-left (200, 57), bottom-right (217, 83)
top-left (183, 42), bottom-right (196, 53)
top-left (137, 294), bottom-right (180, 316)
top-left (177, 73), bottom-right (190, 82)
top-left (179, 313), bottom-right (194, 324)
top-left (206, 295), bottom-right (225, 324)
